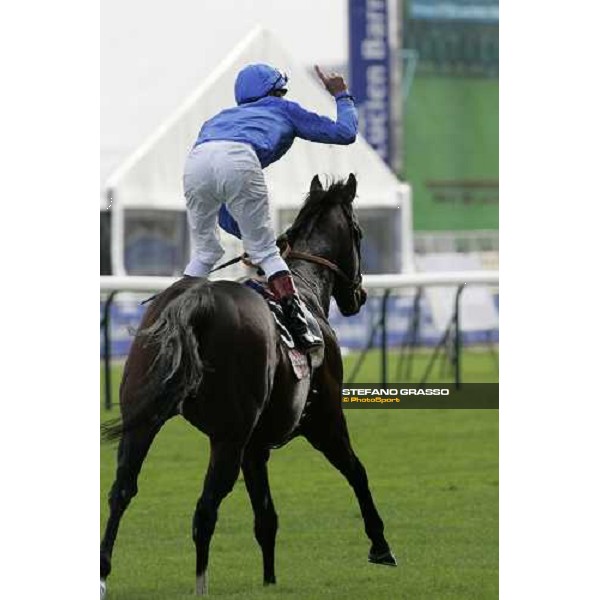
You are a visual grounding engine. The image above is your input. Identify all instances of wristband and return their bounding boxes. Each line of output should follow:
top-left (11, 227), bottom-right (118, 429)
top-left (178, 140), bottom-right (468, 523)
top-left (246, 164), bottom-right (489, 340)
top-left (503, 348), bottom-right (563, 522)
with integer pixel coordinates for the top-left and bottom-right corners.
top-left (335, 91), bottom-right (355, 102)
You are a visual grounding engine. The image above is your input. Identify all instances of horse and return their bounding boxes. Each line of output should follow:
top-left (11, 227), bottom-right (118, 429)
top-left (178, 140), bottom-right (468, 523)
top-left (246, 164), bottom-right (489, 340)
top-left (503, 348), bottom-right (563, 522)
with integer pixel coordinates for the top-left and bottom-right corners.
top-left (100, 173), bottom-right (397, 596)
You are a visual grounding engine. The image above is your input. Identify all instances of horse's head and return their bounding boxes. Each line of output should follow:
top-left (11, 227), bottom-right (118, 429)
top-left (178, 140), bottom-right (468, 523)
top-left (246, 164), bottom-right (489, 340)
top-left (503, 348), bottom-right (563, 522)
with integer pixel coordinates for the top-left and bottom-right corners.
top-left (324, 174), bottom-right (367, 316)
top-left (286, 174), bottom-right (367, 317)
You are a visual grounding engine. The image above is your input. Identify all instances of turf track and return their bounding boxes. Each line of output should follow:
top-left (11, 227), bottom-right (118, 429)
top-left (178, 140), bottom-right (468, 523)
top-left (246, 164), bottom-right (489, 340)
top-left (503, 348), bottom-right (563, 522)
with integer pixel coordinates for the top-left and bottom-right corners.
top-left (101, 350), bottom-right (498, 599)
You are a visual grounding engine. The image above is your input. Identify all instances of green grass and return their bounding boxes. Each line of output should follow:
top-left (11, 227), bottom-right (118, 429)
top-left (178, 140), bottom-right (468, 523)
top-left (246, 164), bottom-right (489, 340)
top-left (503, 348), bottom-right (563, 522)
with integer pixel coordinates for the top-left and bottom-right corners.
top-left (344, 347), bottom-right (498, 384)
top-left (404, 75), bottom-right (499, 231)
top-left (101, 350), bottom-right (498, 599)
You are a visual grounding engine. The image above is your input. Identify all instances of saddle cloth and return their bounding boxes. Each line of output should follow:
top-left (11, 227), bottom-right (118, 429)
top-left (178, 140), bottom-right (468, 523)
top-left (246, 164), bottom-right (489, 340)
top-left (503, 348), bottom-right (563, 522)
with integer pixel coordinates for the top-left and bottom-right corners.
top-left (243, 278), bottom-right (324, 379)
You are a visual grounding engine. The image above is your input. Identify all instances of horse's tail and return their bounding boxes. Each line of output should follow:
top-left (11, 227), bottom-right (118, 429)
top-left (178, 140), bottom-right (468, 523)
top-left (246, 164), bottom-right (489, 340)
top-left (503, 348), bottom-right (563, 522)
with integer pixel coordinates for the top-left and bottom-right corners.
top-left (101, 280), bottom-right (214, 443)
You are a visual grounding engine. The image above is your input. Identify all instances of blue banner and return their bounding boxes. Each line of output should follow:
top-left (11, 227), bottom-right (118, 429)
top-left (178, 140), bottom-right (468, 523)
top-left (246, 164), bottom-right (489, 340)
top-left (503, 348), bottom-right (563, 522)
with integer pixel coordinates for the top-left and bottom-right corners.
top-left (348, 0), bottom-right (392, 165)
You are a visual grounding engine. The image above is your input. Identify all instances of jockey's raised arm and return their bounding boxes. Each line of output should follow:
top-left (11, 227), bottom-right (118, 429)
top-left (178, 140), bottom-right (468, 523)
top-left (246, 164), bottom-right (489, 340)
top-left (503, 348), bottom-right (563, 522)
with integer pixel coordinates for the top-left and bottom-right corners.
top-left (285, 96), bottom-right (357, 145)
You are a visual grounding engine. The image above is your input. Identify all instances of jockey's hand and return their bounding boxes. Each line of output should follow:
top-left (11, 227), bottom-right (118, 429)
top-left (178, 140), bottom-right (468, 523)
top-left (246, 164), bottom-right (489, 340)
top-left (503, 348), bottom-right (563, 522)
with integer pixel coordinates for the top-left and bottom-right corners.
top-left (315, 65), bottom-right (348, 96)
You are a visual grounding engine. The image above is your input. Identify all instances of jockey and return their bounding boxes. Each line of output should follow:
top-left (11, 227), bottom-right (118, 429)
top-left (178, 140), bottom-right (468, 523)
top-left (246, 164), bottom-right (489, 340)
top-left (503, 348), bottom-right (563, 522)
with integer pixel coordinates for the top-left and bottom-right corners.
top-left (183, 63), bottom-right (358, 350)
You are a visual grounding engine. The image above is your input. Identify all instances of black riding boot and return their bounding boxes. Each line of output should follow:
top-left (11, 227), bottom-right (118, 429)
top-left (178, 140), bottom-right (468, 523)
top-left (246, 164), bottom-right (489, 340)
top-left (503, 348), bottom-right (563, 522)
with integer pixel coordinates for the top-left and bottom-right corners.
top-left (268, 271), bottom-right (323, 351)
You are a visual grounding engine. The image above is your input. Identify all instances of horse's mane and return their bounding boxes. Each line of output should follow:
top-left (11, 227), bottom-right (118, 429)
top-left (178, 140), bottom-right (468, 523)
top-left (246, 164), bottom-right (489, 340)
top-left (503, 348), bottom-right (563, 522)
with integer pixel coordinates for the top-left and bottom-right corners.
top-left (285, 178), bottom-right (349, 244)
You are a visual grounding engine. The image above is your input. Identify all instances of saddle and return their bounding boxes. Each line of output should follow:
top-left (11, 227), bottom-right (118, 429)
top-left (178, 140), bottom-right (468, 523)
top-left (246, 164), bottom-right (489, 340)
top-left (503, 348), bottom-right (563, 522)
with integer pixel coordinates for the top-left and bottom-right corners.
top-left (244, 278), bottom-right (324, 379)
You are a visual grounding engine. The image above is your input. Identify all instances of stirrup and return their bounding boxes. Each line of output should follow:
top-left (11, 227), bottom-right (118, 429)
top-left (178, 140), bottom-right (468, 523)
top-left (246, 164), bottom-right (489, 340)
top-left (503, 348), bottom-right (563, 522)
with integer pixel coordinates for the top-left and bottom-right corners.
top-left (294, 328), bottom-right (322, 351)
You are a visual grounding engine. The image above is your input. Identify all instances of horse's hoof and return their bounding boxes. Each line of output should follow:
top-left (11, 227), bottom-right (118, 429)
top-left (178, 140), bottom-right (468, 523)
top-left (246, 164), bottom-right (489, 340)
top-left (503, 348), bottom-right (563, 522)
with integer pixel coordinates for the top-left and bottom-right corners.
top-left (368, 549), bottom-right (398, 567)
top-left (196, 573), bottom-right (208, 596)
top-left (263, 576), bottom-right (276, 586)
top-left (100, 579), bottom-right (107, 599)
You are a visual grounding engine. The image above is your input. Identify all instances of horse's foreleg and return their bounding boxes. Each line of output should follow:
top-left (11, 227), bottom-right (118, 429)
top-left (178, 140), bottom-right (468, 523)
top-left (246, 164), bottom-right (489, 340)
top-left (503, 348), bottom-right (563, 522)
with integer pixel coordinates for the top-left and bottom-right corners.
top-left (302, 412), bottom-right (397, 566)
top-left (100, 419), bottom-right (164, 580)
top-left (193, 439), bottom-right (244, 596)
top-left (242, 446), bottom-right (278, 585)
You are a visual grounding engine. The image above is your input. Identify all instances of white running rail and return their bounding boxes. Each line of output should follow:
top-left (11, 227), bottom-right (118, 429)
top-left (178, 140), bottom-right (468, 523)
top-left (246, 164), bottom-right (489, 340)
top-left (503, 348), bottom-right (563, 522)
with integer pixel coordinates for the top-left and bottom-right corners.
top-left (100, 272), bottom-right (499, 294)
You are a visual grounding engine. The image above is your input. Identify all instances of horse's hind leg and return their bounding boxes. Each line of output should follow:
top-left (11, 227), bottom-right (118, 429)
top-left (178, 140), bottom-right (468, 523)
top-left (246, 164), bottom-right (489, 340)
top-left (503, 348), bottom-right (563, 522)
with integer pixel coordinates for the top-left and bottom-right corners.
top-left (193, 438), bottom-right (244, 595)
top-left (242, 445), bottom-right (278, 585)
top-left (100, 419), bottom-right (164, 581)
top-left (302, 411), bottom-right (397, 566)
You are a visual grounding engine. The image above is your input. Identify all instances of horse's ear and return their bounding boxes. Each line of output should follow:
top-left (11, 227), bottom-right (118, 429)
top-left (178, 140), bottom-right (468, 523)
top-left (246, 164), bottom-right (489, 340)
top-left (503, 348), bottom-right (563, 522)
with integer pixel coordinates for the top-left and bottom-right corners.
top-left (345, 173), bottom-right (357, 202)
top-left (310, 174), bottom-right (323, 192)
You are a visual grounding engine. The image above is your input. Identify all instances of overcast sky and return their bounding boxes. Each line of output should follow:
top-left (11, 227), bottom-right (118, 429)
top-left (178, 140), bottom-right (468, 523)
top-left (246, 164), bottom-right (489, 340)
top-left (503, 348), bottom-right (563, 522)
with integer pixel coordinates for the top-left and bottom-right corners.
top-left (101, 0), bottom-right (348, 182)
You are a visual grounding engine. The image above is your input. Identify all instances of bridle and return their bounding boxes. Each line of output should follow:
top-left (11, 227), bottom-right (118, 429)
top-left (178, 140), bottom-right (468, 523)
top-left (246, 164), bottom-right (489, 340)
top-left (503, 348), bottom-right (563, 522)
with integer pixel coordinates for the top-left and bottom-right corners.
top-left (281, 203), bottom-right (364, 300)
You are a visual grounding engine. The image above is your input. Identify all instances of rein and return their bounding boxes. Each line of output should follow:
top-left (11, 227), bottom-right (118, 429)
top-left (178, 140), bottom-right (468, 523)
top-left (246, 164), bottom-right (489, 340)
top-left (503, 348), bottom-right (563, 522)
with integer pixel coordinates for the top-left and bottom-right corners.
top-left (207, 246), bottom-right (359, 287)
top-left (285, 249), bottom-right (358, 286)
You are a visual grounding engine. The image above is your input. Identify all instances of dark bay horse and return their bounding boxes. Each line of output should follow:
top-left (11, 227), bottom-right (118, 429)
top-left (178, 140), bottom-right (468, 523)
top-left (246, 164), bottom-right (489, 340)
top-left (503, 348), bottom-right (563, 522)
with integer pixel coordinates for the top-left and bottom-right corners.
top-left (100, 174), bottom-right (396, 596)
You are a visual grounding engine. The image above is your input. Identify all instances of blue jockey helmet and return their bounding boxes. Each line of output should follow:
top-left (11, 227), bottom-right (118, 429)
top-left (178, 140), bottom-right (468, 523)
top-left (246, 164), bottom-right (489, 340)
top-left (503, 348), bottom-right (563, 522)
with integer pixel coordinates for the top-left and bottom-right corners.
top-left (234, 63), bottom-right (288, 105)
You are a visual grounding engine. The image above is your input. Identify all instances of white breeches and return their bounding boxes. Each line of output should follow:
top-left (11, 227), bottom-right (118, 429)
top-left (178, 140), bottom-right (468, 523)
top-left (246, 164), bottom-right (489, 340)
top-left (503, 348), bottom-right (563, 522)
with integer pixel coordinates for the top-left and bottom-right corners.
top-left (183, 141), bottom-right (288, 278)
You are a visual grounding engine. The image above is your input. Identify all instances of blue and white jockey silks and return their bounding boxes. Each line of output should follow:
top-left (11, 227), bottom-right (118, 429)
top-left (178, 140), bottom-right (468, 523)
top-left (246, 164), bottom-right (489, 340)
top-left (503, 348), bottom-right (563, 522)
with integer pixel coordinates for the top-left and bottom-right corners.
top-left (183, 63), bottom-right (358, 278)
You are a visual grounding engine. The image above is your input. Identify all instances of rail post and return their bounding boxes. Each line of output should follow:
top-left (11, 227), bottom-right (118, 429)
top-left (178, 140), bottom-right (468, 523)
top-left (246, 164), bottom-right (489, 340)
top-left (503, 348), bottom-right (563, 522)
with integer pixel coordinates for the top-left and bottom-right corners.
top-left (102, 291), bottom-right (117, 410)
top-left (453, 284), bottom-right (466, 389)
top-left (396, 286), bottom-right (422, 381)
top-left (381, 289), bottom-right (391, 385)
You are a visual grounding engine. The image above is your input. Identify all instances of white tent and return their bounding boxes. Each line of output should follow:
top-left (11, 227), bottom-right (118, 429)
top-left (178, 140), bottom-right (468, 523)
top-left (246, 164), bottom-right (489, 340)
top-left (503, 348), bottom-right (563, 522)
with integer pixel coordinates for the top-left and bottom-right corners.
top-left (105, 26), bottom-right (414, 276)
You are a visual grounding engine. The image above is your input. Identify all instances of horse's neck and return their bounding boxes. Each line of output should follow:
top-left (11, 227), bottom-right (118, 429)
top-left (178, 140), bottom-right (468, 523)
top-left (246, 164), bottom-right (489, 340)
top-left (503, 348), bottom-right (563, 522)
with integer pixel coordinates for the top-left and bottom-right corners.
top-left (289, 258), bottom-right (334, 319)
